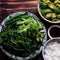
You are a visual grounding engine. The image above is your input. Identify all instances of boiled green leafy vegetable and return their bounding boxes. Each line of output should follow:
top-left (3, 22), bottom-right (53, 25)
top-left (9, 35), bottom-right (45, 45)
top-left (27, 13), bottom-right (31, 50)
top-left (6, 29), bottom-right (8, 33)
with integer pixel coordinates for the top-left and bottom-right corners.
top-left (0, 12), bottom-right (45, 57)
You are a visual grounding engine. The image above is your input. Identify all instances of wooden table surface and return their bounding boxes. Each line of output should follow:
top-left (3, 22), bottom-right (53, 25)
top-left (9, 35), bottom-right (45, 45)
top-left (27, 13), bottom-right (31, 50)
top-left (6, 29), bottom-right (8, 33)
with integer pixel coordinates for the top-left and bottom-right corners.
top-left (0, 0), bottom-right (53, 60)
top-left (0, 0), bottom-right (38, 22)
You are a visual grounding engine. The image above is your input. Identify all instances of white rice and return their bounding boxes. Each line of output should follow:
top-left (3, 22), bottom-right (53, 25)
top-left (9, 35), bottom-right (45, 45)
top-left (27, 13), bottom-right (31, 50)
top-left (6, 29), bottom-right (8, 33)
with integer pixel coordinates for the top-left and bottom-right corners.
top-left (43, 42), bottom-right (60, 60)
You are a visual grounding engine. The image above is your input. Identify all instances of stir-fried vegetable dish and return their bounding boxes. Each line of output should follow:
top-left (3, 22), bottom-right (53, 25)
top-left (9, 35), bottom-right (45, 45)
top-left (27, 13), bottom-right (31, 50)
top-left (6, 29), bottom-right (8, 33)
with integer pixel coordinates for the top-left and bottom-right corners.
top-left (40, 0), bottom-right (60, 22)
top-left (0, 12), bottom-right (45, 57)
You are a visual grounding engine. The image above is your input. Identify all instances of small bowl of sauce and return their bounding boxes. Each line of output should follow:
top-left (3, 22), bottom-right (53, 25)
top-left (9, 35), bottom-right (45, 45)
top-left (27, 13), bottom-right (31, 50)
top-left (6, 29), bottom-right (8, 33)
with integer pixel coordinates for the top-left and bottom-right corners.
top-left (48, 25), bottom-right (60, 39)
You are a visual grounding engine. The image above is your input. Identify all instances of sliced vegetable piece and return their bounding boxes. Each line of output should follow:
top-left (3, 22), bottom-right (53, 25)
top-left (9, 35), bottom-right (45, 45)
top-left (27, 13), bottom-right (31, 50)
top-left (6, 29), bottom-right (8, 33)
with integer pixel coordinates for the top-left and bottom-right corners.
top-left (56, 4), bottom-right (60, 8)
top-left (54, 0), bottom-right (60, 4)
top-left (47, 2), bottom-right (56, 9)
top-left (46, 13), bottom-right (52, 18)
top-left (54, 7), bottom-right (60, 14)
top-left (40, 2), bottom-right (48, 9)
top-left (41, 9), bottom-right (53, 14)
top-left (51, 13), bottom-right (56, 19)
top-left (57, 14), bottom-right (60, 19)
top-left (46, 13), bottom-right (56, 19)
top-left (52, 18), bottom-right (59, 22)
top-left (42, 0), bottom-right (50, 3)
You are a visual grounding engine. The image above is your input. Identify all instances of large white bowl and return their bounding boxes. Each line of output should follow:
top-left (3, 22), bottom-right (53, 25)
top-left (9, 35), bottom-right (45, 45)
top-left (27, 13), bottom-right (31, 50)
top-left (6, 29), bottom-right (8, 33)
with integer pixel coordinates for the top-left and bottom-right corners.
top-left (38, 0), bottom-right (60, 23)
top-left (0, 11), bottom-right (47, 60)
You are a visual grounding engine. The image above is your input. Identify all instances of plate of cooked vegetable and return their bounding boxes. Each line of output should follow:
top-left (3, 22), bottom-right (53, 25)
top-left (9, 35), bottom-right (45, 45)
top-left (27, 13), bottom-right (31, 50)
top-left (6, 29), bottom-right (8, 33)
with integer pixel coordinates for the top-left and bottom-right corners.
top-left (38, 0), bottom-right (60, 23)
top-left (0, 12), bottom-right (47, 60)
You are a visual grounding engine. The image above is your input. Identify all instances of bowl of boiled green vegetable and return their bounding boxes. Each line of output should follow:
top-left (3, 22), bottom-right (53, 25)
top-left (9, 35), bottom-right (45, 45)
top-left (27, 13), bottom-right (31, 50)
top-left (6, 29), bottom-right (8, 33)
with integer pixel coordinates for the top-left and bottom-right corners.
top-left (38, 0), bottom-right (60, 23)
top-left (0, 11), bottom-right (47, 60)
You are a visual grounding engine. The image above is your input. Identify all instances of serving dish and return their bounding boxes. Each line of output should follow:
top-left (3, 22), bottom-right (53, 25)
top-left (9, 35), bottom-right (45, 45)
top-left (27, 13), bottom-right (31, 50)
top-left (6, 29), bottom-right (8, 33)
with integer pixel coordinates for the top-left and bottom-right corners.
top-left (0, 11), bottom-right (47, 60)
top-left (42, 38), bottom-right (60, 60)
top-left (38, 0), bottom-right (60, 23)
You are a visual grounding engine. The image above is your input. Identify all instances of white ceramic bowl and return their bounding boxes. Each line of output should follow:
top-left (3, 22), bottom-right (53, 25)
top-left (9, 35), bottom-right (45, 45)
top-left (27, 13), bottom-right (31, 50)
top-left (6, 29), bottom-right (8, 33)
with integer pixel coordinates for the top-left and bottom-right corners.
top-left (42, 38), bottom-right (60, 60)
top-left (0, 11), bottom-right (47, 60)
top-left (38, 0), bottom-right (60, 23)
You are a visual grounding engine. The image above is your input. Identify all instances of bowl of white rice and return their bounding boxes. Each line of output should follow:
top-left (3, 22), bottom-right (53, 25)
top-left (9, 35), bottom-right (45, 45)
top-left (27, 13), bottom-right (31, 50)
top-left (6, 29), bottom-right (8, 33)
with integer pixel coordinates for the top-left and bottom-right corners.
top-left (42, 38), bottom-right (60, 60)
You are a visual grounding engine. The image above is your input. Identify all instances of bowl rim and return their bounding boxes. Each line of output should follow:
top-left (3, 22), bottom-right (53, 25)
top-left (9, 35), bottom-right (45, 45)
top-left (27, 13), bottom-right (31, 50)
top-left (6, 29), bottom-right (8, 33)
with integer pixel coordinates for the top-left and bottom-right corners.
top-left (37, 0), bottom-right (60, 23)
top-left (42, 38), bottom-right (60, 60)
top-left (0, 11), bottom-right (47, 60)
top-left (48, 25), bottom-right (60, 39)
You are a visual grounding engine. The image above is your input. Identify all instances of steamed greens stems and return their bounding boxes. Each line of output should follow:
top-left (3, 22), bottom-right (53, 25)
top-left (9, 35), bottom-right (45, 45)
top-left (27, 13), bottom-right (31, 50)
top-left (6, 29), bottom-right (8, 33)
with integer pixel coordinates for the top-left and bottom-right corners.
top-left (40, 0), bottom-right (60, 22)
top-left (0, 13), bottom-right (45, 57)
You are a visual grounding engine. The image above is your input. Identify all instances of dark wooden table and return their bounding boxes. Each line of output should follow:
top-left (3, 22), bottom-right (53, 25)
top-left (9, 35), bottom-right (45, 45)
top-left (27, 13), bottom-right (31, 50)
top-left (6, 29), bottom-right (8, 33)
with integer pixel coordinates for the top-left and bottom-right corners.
top-left (0, 0), bottom-right (59, 60)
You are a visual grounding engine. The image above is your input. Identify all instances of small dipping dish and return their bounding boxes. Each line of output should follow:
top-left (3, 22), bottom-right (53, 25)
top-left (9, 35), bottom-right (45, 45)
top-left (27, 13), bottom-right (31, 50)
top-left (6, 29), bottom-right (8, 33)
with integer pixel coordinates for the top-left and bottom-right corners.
top-left (48, 25), bottom-right (60, 39)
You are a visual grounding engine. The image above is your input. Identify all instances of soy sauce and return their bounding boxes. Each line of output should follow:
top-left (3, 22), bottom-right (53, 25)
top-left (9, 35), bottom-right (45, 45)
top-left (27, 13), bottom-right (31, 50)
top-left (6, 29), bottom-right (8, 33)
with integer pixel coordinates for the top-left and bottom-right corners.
top-left (50, 27), bottom-right (60, 37)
